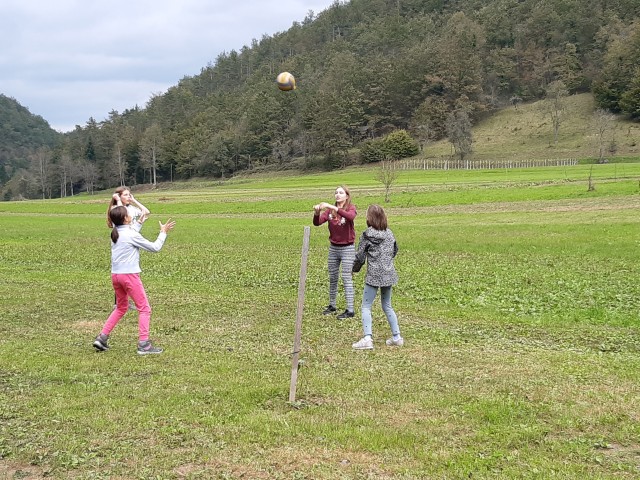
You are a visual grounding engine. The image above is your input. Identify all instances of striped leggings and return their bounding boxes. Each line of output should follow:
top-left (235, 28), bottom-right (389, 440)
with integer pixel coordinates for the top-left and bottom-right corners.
top-left (327, 244), bottom-right (355, 312)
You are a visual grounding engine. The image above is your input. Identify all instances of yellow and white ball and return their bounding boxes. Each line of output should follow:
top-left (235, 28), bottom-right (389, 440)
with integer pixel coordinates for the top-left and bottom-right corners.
top-left (276, 72), bottom-right (296, 91)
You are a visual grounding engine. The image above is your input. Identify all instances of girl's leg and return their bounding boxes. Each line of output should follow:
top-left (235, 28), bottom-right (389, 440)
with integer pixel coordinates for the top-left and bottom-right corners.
top-left (360, 284), bottom-right (378, 337)
top-left (340, 245), bottom-right (356, 312)
top-left (101, 274), bottom-right (129, 335)
top-left (380, 286), bottom-right (400, 337)
top-left (121, 273), bottom-right (152, 342)
top-left (327, 245), bottom-right (341, 308)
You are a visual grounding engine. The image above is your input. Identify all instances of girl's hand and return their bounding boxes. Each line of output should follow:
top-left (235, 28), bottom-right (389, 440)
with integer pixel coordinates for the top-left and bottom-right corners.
top-left (159, 219), bottom-right (176, 234)
top-left (313, 204), bottom-right (321, 213)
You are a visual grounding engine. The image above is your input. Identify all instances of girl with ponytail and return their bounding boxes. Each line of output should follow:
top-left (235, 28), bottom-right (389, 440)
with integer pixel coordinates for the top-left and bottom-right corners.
top-left (93, 206), bottom-right (175, 355)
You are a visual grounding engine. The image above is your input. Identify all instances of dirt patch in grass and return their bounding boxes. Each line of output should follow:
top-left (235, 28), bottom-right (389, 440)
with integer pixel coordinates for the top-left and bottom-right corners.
top-left (72, 320), bottom-right (103, 332)
top-left (0, 460), bottom-right (46, 479)
top-left (600, 443), bottom-right (640, 467)
top-left (174, 446), bottom-right (398, 479)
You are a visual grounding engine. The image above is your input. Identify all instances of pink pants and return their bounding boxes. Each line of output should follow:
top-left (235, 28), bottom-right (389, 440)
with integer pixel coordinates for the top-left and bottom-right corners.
top-left (101, 273), bottom-right (151, 341)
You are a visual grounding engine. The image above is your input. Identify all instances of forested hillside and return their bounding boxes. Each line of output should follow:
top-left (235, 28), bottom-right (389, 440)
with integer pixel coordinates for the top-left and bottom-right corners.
top-left (2, 0), bottom-right (640, 200)
top-left (0, 95), bottom-right (61, 199)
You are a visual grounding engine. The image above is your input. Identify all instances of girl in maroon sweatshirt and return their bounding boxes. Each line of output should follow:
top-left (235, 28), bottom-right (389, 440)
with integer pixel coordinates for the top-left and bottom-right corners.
top-left (313, 185), bottom-right (357, 319)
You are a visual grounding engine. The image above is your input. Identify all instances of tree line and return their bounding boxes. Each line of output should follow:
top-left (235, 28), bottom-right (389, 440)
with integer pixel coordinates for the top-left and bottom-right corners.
top-left (2, 0), bottom-right (640, 200)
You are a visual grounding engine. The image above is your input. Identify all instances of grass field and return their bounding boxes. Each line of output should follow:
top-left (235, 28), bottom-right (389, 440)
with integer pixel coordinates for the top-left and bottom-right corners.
top-left (1, 164), bottom-right (640, 479)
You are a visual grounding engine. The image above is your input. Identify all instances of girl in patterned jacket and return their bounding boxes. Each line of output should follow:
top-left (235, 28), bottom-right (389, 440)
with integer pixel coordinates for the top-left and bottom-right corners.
top-left (351, 204), bottom-right (403, 350)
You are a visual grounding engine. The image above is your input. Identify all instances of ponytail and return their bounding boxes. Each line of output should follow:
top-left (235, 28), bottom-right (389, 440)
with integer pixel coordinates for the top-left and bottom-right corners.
top-left (108, 206), bottom-right (128, 243)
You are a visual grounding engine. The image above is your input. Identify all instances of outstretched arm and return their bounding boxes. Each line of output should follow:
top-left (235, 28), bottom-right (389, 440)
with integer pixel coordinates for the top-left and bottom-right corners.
top-left (130, 219), bottom-right (176, 253)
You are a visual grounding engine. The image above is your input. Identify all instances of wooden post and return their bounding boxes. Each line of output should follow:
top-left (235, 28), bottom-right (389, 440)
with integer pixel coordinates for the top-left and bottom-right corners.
top-left (289, 226), bottom-right (310, 403)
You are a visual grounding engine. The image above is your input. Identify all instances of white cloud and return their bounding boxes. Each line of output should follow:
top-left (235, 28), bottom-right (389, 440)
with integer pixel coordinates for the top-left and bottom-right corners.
top-left (0, 0), bottom-right (331, 132)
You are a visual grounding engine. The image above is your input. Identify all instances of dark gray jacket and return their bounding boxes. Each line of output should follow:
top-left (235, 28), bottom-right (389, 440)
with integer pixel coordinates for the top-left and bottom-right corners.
top-left (354, 227), bottom-right (398, 287)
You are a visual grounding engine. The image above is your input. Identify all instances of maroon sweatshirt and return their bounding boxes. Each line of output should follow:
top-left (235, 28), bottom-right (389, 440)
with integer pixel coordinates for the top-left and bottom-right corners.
top-left (313, 203), bottom-right (357, 246)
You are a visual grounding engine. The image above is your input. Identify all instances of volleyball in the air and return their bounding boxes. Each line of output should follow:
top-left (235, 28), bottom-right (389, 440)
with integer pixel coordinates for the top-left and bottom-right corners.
top-left (276, 72), bottom-right (296, 91)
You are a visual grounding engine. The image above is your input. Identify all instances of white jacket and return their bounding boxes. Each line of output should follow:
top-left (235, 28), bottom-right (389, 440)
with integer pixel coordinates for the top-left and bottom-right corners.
top-left (111, 225), bottom-right (167, 274)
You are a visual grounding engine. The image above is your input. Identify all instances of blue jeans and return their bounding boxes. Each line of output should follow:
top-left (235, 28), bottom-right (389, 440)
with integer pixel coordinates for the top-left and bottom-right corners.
top-left (361, 283), bottom-right (400, 338)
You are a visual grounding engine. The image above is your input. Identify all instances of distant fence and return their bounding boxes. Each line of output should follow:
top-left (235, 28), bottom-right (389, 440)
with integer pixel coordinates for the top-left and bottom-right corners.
top-left (394, 158), bottom-right (578, 170)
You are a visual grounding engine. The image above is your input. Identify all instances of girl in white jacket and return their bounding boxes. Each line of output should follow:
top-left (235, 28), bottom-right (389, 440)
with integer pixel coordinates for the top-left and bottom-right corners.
top-left (93, 206), bottom-right (175, 355)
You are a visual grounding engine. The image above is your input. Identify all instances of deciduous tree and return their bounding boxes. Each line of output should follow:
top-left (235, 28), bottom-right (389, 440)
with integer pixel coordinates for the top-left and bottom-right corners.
top-left (446, 108), bottom-right (473, 161)
top-left (376, 159), bottom-right (398, 203)
top-left (140, 124), bottom-right (162, 186)
top-left (592, 108), bottom-right (615, 163)
top-left (545, 80), bottom-right (568, 145)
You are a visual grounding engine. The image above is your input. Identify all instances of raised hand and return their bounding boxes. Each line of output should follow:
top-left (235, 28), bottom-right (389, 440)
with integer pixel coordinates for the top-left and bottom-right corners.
top-left (159, 219), bottom-right (176, 233)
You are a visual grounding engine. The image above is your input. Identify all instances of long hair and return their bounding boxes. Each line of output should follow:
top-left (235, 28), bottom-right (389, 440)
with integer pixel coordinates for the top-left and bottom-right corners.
top-left (332, 185), bottom-right (352, 223)
top-left (109, 206), bottom-right (128, 243)
top-left (366, 204), bottom-right (388, 231)
top-left (106, 186), bottom-right (129, 228)
top-left (335, 185), bottom-right (352, 210)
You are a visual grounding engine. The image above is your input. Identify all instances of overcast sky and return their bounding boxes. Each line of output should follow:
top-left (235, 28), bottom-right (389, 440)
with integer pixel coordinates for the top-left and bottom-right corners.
top-left (0, 0), bottom-right (333, 133)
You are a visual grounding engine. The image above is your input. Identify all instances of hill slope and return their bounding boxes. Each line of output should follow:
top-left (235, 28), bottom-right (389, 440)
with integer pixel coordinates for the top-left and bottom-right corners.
top-left (427, 94), bottom-right (640, 161)
top-left (0, 94), bottom-right (62, 184)
top-left (0, 94), bottom-right (60, 149)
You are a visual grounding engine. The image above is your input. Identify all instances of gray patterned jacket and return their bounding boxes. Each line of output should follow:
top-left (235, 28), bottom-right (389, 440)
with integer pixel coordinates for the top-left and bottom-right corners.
top-left (354, 227), bottom-right (398, 287)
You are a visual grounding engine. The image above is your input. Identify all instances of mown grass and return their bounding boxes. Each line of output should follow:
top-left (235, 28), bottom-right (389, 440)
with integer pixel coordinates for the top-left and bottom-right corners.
top-left (1, 165), bottom-right (639, 479)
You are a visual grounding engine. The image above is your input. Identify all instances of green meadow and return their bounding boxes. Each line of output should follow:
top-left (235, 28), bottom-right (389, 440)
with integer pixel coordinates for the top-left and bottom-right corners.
top-left (1, 164), bottom-right (639, 479)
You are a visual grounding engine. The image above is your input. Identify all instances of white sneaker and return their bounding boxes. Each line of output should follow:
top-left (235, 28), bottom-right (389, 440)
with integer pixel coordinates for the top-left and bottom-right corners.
top-left (385, 336), bottom-right (404, 347)
top-left (352, 337), bottom-right (374, 350)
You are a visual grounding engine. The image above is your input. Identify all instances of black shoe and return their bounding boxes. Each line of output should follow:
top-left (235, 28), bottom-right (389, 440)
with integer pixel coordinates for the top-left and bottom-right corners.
top-left (93, 334), bottom-right (109, 351)
top-left (322, 305), bottom-right (337, 315)
top-left (337, 310), bottom-right (355, 320)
